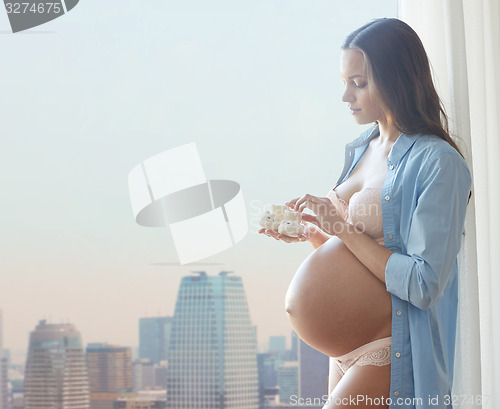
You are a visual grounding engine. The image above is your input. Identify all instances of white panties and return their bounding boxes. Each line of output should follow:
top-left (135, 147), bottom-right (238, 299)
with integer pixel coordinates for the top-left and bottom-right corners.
top-left (331, 336), bottom-right (392, 375)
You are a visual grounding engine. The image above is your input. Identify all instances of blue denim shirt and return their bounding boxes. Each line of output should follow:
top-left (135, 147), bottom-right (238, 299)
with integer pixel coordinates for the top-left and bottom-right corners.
top-left (336, 126), bottom-right (471, 408)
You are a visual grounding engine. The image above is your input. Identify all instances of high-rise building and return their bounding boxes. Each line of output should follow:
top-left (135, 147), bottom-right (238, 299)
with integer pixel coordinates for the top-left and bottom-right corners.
top-left (277, 361), bottom-right (299, 404)
top-left (167, 272), bottom-right (259, 409)
top-left (133, 359), bottom-right (167, 391)
top-left (138, 317), bottom-right (172, 365)
top-left (257, 349), bottom-right (293, 409)
top-left (298, 339), bottom-right (329, 402)
top-left (133, 359), bottom-right (155, 391)
top-left (257, 353), bottom-right (273, 409)
top-left (290, 331), bottom-right (299, 361)
top-left (154, 364), bottom-right (168, 390)
top-left (268, 336), bottom-right (286, 352)
top-left (86, 343), bottom-right (133, 409)
top-left (24, 320), bottom-right (90, 409)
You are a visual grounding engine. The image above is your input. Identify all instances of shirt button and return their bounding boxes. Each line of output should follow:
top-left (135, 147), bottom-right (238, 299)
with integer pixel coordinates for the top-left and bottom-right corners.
top-left (395, 352), bottom-right (401, 358)
top-left (394, 391), bottom-right (400, 397)
top-left (385, 195), bottom-right (390, 201)
top-left (389, 165), bottom-right (394, 170)
top-left (387, 234), bottom-right (393, 239)
top-left (396, 310), bottom-right (402, 316)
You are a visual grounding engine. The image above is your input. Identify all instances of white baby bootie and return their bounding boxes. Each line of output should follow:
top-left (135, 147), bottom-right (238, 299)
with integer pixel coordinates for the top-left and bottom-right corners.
top-left (278, 210), bottom-right (305, 237)
top-left (260, 204), bottom-right (289, 231)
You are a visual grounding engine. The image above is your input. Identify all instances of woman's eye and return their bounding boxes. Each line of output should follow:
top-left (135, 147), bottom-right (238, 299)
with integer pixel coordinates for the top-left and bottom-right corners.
top-left (355, 82), bottom-right (367, 89)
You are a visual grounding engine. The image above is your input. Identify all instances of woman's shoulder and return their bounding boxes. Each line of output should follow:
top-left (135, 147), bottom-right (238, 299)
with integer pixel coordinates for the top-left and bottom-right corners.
top-left (406, 133), bottom-right (468, 165)
top-left (404, 134), bottom-right (471, 184)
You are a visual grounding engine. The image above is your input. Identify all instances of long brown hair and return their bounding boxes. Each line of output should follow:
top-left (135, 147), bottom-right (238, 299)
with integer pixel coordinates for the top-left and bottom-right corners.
top-left (342, 18), bottom-right (464, 158)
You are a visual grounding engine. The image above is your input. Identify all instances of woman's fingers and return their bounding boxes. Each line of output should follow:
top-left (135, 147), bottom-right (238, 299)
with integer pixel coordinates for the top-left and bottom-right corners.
top-left (288, 194), bottom-right (332, 215)
top-left (293, 193), bottom-right (313, 213)
top-left (296, 195), bottom-right (336, 217)
top-left (258, 228), bottom-right (278, 240)
top-left (297, 233), bottom-right (308, 242)
top-left (277, 234), bottom-right (298, 243)
top-left (295, 194), bottom-right (326, 214)
top-left (301, 213), bottom-right (320, 227)
top-left (262, 229), bottom-right (280, 240)
top-left (285, 197), bottom-right (300, 208)
top-left (258, 227), bottom-right (304, 243)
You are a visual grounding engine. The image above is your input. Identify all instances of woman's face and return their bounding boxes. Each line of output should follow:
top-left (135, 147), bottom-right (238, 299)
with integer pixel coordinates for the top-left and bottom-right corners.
top-left (340, 48), bottom-right (385, 125)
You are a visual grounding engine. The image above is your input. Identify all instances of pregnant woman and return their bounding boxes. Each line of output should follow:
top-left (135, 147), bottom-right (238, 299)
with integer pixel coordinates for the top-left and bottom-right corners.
top-left (260, 18), bottom-right (471, 408)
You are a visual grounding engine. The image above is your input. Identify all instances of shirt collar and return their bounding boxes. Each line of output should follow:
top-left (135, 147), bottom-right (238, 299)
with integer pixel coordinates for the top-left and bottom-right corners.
top-left (345, 125), bottom-right (380, 149)
top-left (388, 133), bottom-right (419, 166)
top-left (347, 124), bottom-right (419, 166)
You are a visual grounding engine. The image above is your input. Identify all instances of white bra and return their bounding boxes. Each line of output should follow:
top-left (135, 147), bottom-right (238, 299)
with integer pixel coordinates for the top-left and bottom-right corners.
top-left (328, 187), bottom-right (384, 245)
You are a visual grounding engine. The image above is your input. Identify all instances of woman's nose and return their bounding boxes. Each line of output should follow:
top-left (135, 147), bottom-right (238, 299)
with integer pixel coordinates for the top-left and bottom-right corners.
top-left (342, 88), bottom-right (354, 103)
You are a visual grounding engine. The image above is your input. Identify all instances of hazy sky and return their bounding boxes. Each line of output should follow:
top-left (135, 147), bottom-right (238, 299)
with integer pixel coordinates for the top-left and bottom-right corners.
top-left (0, 0), bottom-right (396, 356)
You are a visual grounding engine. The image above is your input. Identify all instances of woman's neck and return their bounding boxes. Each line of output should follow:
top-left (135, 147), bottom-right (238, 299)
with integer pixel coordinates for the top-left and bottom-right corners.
top-left (377, 120), bottom-right (401, 146)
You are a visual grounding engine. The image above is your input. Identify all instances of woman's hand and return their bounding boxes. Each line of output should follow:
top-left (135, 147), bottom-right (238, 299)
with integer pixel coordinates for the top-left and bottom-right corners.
top-left (258, 222), bottom-right (317, 243)
top-left (287, 194), bottom-right (347, 236)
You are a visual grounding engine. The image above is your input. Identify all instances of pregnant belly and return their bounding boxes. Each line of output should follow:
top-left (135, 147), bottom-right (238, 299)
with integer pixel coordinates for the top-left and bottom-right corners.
top-left (285, 236), bottom-right (392, 357)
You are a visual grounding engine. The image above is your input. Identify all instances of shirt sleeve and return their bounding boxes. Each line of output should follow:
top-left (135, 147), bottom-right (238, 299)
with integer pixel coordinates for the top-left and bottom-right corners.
top-left (385, 152), bottom-right (471, 310)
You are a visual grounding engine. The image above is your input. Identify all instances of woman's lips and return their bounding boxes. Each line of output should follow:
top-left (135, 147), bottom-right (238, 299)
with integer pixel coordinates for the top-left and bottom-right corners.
top-left (350, 108), bottom-right (361, 115)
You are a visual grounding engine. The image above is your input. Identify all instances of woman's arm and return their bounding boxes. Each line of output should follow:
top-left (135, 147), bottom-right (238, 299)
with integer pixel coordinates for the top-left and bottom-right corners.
top-left (292, 194), bottom-right (392, 282)
top-left (335, 223), bottom-right (394, 284)
top-left (305, 209), bottom-right (394, 283)
top-left (305, 223), bottom-right (330, 249)
top-left (383, 152), bottom-right (471, 309)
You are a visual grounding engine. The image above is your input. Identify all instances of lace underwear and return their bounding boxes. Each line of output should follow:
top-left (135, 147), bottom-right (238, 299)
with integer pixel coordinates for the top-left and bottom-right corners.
top-left (327, 187), bottom-right (384, 245)
top-left (331, 336), bottom-right (392, 375)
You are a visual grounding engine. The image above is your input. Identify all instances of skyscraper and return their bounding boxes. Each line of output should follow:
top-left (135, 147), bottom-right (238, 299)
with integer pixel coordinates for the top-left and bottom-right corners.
top-left (24, 320), bottom-right (90, 409)
top-left (166, 272), bottom-right (259, 409)
top-left (133, 359), bottom-right (155, 391)
top-left (133, 359), bottom-right (168, 391)
top-left (298, 339), bottom-right (329, 402)
top-left (277, 361), bottom-right (299, 404)
top-left (290, 331), bottom-right (299, 361)
top-left (138, 317), bottom-right (172, 364)
top-left (86, 343), bottom-right (134, 408)
top-left (268, 336), bottom-right (286, 352)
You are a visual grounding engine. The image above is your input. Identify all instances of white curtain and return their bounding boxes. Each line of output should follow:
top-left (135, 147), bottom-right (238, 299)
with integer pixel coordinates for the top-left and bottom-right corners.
top-left (398, 0), bottom-right (500, 408)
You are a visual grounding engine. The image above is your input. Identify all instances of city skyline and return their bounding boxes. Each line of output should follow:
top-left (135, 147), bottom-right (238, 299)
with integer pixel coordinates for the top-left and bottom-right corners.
top-left (2, 304), bottom-right (302, 364)
top-left (0, 0), bottom-right (397, 353)
top-left (2, 310), bottom-right (298, 361)
top-left (6, 283), bottom-right (327, 407)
